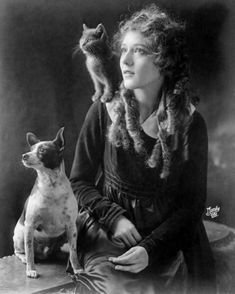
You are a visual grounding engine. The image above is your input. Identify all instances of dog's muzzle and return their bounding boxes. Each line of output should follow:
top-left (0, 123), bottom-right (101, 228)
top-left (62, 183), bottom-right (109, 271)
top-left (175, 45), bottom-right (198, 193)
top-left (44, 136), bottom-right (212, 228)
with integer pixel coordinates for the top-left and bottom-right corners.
top-left (22, 153), bottom-right (30, 161)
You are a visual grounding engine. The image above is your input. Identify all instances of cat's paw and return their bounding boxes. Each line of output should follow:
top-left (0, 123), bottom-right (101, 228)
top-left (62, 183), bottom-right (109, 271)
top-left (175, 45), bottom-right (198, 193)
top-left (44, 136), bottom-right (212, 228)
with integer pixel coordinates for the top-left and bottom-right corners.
top-left (92, 92), bottom-right (102, 102)
top-left (100, 92), bottom-right (112, 102)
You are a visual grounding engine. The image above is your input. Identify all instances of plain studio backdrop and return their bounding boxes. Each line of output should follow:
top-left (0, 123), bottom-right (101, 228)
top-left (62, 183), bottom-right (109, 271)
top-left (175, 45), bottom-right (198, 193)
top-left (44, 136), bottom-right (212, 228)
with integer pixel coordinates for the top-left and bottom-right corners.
top-left (0, 0), bottom-right (234, 257)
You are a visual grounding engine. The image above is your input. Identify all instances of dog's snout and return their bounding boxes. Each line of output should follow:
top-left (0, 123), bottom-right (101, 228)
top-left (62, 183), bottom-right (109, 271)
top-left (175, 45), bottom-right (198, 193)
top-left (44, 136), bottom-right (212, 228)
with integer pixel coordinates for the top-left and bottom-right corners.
top-left (22, 153), bottom-right (29, 161)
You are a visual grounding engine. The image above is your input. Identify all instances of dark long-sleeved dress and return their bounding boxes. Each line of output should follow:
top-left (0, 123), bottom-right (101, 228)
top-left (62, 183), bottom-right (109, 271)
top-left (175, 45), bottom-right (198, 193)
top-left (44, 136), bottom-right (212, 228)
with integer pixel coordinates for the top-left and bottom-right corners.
top-left (69, 99), bottom-right (216, 294)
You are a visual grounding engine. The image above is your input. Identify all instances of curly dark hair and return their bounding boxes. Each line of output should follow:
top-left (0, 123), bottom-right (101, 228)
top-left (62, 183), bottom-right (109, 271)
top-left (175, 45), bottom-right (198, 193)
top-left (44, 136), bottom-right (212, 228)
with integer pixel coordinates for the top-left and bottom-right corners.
top-left (108, 4), bottom-right (193, 178)
top-left (113, 4), bottom-right (189, 86)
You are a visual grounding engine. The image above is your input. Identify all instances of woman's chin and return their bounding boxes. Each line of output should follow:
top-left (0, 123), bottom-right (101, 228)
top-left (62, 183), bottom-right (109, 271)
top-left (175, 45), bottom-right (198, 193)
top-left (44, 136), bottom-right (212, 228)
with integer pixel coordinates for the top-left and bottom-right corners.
top-left (123, 81), bottom-right (136, 90)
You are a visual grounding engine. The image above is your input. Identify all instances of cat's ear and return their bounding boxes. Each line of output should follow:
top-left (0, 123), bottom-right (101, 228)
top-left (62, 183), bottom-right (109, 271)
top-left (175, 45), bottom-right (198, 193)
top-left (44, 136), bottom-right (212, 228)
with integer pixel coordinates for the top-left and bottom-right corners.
top-left (96, 23), bottom-right (104, 32)
top-left (83, 23), bottom-right (89, 30)
top-left (96, 23), bottom-right (107, 39)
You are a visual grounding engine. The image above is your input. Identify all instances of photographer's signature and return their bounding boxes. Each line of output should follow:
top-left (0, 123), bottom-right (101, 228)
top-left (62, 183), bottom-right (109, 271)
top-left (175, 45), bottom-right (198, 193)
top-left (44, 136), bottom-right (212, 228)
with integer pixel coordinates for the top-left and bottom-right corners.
top-left (206, 206), bottom-right (220, 218)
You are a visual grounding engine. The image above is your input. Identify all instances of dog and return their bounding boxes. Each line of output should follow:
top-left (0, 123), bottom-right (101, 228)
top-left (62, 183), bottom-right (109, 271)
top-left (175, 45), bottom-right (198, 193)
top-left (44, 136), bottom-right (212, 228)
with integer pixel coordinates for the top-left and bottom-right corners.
top-left (13, 127), bottom-right (82, 278)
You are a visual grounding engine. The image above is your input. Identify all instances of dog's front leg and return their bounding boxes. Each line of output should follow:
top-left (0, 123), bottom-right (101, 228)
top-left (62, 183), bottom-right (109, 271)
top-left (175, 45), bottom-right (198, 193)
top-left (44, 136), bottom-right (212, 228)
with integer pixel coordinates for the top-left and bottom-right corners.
top-left (24, 224), bottom-right (38, 278)
top-left (66, 222), bottom-right (82, 275)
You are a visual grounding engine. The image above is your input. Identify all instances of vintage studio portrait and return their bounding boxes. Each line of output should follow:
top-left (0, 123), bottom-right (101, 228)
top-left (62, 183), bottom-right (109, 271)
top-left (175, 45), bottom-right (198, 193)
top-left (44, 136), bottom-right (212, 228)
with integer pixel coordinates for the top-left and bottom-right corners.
top-left (0, 0), bottom-right (234, 293)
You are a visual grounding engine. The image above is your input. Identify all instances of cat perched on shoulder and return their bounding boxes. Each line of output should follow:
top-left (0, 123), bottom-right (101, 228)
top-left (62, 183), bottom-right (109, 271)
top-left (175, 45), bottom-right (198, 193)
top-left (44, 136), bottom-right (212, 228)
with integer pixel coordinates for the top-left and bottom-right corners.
top-left (77, 23), bottom-right (120, 103)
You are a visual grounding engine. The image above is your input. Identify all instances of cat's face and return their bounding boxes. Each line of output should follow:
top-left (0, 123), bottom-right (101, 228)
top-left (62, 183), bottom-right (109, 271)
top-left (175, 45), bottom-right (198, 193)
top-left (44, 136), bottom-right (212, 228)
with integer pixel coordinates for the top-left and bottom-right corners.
top-left (79, 23), bottom-right (107, 53)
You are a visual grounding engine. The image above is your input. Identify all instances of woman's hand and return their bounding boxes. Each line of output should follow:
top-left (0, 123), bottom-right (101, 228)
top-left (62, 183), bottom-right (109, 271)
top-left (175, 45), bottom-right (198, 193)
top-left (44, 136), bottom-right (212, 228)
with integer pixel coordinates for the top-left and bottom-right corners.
top-left (109, 246), bottom-right (149, 273)
top-left (111, 215), bottom-right (142, 248)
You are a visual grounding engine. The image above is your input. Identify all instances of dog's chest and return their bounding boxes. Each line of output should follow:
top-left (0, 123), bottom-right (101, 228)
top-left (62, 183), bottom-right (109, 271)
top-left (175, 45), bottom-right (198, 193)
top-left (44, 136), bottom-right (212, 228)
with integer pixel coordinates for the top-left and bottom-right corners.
top-left (26, 182), bottom-right (77, 237)
top-left (34, 206), bottom-right (71, 237)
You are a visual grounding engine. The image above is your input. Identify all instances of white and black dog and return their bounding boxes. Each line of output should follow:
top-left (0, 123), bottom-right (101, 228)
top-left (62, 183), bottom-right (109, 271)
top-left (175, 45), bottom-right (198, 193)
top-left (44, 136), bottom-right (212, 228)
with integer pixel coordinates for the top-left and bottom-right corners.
top-left (13, 128), bottom-right (81, 278)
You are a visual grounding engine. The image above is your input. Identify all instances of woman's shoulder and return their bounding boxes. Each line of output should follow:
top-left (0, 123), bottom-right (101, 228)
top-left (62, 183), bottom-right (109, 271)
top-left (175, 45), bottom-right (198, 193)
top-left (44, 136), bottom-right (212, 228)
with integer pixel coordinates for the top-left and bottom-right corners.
top-left (188, 109), bottom-right (208, 144)
top-left (87, 94), bottom-right (122, 125)
top-left (191, 110), bottom-right (207, 132)
top-left (86, 99), bottom-right (107, 115)
top-left (85, 100), bottom-right (108, 123)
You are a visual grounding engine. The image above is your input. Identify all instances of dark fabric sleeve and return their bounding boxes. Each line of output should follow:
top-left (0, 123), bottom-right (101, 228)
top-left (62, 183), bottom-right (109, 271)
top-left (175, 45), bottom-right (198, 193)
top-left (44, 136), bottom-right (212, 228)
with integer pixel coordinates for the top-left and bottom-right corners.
top-left (139, 112), bottom-right (208, 263)
top-left (70, 101), bottom-right (126, 230)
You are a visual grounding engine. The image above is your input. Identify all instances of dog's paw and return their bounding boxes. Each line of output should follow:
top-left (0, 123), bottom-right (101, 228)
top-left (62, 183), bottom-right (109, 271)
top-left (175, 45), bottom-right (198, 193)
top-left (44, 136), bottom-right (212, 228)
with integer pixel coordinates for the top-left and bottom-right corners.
top-left (26, 269), bottom-right (39, 278)
top-left (73, 268), bottom-right (83, 275)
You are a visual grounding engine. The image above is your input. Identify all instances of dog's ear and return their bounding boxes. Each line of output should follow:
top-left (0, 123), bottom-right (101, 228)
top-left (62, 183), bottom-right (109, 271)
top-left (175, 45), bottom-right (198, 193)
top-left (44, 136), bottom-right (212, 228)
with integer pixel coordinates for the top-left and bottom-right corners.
top-left (53, 127), bottom-right (65, 150)
top-left (26, 132), bottom-right (40, 146)
top-left (83, 23), bottom-right (89, 30)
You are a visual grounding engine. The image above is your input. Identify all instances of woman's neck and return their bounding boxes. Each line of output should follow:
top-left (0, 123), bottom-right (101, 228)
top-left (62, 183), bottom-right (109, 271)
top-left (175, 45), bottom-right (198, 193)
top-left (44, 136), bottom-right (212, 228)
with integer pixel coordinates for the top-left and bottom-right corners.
top-left (134, 83), bottom-right (163, 124)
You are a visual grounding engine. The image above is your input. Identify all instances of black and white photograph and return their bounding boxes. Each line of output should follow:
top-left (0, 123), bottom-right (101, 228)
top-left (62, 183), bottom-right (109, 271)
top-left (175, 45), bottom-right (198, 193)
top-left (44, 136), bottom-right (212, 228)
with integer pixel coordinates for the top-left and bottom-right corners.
top-left (0, 0), bottom-right (235, 293)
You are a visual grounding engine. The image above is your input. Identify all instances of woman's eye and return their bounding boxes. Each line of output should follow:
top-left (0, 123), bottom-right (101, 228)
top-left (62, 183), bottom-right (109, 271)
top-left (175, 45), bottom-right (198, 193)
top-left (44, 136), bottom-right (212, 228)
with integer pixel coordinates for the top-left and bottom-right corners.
top-left (120, 46), bottom-right (148, 56)
top-left (120, 47), bottom-right (127, 54)
top-left (134, 47), bottom-right (146, 55)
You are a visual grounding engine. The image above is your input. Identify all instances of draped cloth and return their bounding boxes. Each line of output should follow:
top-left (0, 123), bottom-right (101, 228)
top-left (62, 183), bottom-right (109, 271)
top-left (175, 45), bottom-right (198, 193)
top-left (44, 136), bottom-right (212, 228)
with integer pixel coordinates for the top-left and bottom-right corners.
top-left (67, 209), bottom-right (187, 294)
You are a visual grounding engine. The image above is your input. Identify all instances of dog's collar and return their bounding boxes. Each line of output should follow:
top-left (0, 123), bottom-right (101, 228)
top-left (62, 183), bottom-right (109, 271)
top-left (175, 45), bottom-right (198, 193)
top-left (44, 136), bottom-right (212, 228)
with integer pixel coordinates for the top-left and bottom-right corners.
top-left (106, 100), bottom-right (195, 139)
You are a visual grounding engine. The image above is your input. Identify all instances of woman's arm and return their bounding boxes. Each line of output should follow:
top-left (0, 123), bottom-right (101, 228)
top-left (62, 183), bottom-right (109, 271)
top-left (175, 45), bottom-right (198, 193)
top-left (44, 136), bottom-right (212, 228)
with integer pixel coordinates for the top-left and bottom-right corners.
top-left (139, 111), bottom-right (208, 263)
top-left (70, 101), bottom-right (126, 230)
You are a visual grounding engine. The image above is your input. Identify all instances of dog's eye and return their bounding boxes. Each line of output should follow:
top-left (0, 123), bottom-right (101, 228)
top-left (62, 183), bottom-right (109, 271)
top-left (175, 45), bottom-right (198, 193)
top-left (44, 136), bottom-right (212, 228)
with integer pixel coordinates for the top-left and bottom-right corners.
top-left (38, 147), bottom-right (45, 153)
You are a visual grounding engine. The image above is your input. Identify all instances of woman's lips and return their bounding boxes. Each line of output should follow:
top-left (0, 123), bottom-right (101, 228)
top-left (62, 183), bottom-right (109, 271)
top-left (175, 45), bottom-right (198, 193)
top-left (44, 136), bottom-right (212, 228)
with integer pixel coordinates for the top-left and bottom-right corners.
top-left (123, 70), bottom-right (134, 77)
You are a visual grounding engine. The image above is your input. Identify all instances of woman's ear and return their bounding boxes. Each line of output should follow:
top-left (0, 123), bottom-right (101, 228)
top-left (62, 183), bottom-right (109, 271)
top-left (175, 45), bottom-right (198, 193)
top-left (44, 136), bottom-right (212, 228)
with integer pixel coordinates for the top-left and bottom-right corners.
top-left (153, 52), bottom-right (161, 65)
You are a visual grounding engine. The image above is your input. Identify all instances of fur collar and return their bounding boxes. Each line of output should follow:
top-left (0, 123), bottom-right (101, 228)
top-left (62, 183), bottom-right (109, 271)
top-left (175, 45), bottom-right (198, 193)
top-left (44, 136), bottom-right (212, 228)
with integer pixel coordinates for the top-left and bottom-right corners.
top-left (106, 99), bottom-right (195, 139)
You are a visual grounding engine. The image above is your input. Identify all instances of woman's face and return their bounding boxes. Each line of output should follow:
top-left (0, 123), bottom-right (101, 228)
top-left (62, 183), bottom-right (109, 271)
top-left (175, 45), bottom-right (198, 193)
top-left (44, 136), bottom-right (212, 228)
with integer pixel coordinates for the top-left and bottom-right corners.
top-left (120, 31), bottom-right (163, 90)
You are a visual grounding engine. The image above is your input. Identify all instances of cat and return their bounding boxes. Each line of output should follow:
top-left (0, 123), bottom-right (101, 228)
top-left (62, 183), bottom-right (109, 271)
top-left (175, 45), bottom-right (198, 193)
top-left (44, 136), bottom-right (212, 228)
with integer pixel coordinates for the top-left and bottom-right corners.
top-left (78, 23), bottom-right (120, 103)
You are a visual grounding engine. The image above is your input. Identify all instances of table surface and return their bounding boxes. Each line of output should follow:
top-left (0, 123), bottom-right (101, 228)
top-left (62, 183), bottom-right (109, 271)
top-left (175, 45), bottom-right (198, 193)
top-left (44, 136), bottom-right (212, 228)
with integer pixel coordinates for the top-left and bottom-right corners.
top-left (0, 254), bottom-right (73, 294)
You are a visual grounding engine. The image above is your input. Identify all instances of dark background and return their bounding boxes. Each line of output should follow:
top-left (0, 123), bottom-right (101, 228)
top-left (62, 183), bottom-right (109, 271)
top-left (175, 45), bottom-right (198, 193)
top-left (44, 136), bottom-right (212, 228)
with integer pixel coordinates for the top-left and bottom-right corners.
top-left (0, 0), bottom-right (234, 257)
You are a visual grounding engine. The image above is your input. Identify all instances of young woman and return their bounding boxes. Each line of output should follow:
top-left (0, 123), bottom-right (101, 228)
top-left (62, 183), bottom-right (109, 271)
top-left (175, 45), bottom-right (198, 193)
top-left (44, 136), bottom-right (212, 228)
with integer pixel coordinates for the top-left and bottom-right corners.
top-left (69, 4), bottom-right (216, 293)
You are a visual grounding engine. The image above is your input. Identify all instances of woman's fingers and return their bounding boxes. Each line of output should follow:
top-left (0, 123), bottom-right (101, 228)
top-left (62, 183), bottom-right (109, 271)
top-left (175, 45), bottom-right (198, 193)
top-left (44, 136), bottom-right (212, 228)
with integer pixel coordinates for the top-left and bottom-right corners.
top-left (109, 246), bottom-right (149, 273)
top-left (110, 251), bottom-right (136, 265)
top-left (132, 229), bottom-right (142, 243)
top-left (115, 247), bottom-right (136, 258)
top-left (120, 235), bottom-right (132, 248)
top-left (114, 264), bottom-right (141, 273)
top-left (114, 229), bottom-right (140, 248)
top-left (122, 226), bottom-right (142, 247)
top-left (112, 216), bottom-right (142, 248)
top-left (126, 232), bottom-right (138, 247)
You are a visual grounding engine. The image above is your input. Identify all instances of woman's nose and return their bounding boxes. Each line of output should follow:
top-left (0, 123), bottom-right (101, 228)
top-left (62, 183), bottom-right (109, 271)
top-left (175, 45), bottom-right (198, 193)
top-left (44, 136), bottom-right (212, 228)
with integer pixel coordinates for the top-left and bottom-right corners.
top-left (121, 50), bottom-right (134, 66)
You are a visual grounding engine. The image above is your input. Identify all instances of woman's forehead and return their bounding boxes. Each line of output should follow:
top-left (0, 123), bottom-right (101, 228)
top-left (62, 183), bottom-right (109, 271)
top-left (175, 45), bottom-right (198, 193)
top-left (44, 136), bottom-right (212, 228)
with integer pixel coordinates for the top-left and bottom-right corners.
top-left (121, 31), bottom-right (147, 46)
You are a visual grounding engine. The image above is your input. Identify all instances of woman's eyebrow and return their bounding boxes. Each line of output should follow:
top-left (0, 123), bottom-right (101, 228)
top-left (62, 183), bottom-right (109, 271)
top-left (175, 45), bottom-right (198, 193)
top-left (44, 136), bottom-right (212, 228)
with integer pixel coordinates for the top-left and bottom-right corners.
top-left (134, 43), bottom-right (149, 48)
top-left (121, 43), bottom-right (150, 49)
